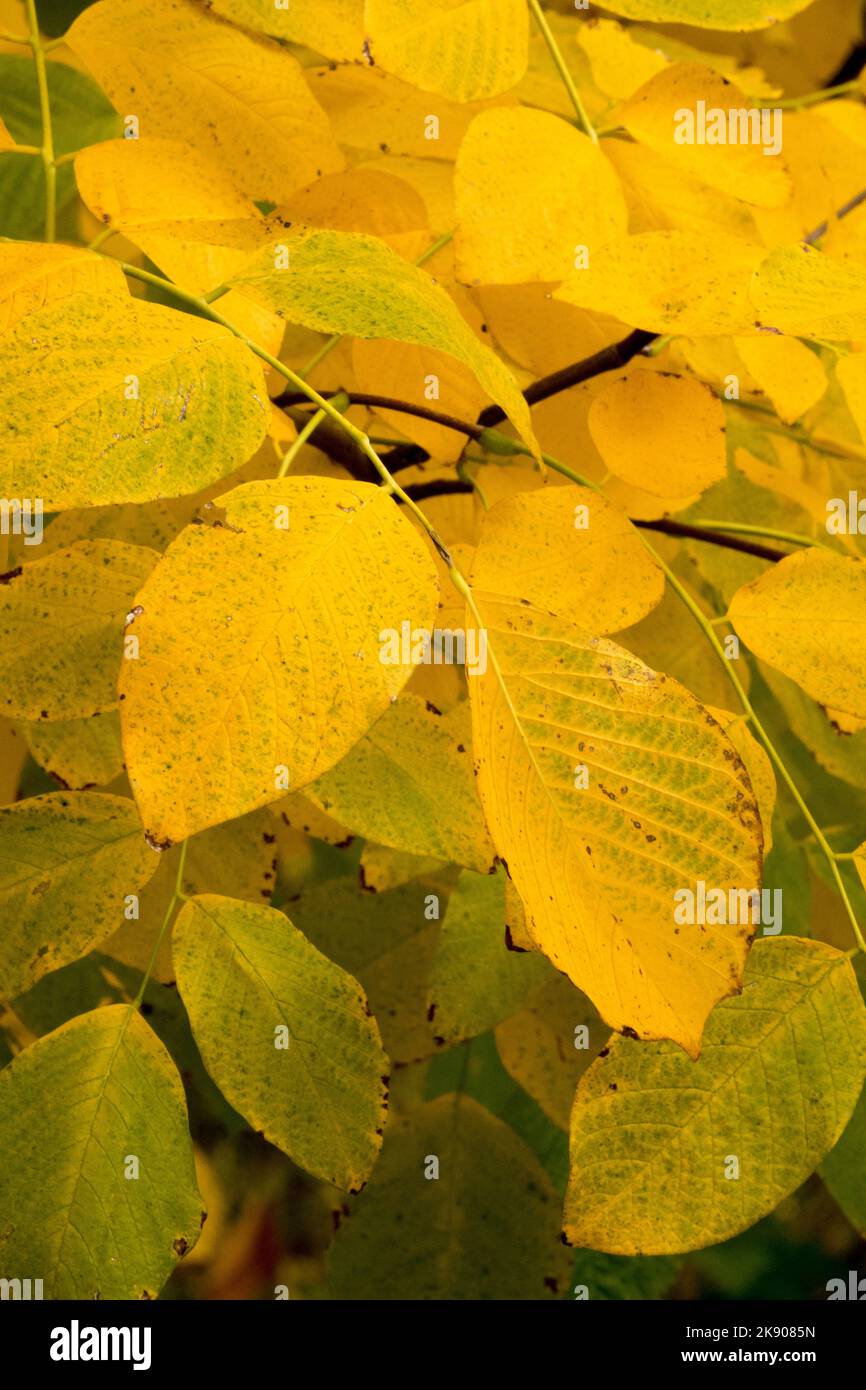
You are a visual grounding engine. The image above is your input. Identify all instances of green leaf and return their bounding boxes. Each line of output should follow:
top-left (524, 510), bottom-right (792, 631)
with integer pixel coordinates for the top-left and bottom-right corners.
top-left (327, 1094), bottom-right (571, 1299)
top-left (172, 894), bottom-right (389, 1191)
top-left (0, 1005), bottom-right (203, 1298)
top-left (0, 791), bottom-right (159, 998)
top-left (229, 228), bottom-right (538, 455)
top-left (0, 541), bottom-right (158, 721)
top-left (429, 867), bottom-right (551, 1043)
top-left (821, 1080), bottom-right (866, 1238)
top-left (0, 55), bottom-right (120, 240)
top-left (564, 938), bottom-right (866, 1255)
top-left (0, 292), bottom-right (269, 510)
top-left (308, 695), bottom-right (495, 872)
top-left (288, 873), bottom-right (455, 1065)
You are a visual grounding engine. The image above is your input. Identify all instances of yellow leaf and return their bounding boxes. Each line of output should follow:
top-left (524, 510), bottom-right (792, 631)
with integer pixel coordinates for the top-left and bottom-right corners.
top-left (365, 0), bottom-right (529, 102)
top-left (734, 335), bottom-right (827, 424)
top-left (470, 484), bottom-right (664, 633)
top-left (454, 108), bottom-right (627, 284)
top-left (0, 541), bottom-right (158, 721)
top-left (564, 938), bottom-right (866, 1255)
top-left (478, 282), bottom-right (625, 377)
top-left (277, 168), bottom-right (429, 262)
top-left (118, 478), bottom-right (440, 844)
top-left (0, 293), bottom-right (270, 510)
top-left (0, 719), bottom-right (26, 807)
top-left (229, 228), bottom-right (538, 456)
top-left (836, 352), bottom-right (866, 442)
top-left (309, 63), bottom-right (514, 162)
top-left (729, 549), bottom-right (866, 720)
top-left (578, 18), bottom-right (668, 101)
top-left (617, 64), bottom-right (790, 210)
top-left (67, 0), bottom-right (343, 201)
top-left (706, 707), bottom-right (776, 853)
top-left (556, 229), bottom-right (763, 336)
top-left (588, 371), bottom-right (727, 497)
top-left (750, 243), bottom-right (866, 339)
top-left (74, 136), bottom-right (285, 354)
top-left (208, 0), bottom-right (364, 61)
top-left (0, 114), bottom-right (14, 149)
top-left (353, 338), bottom-right (488, 462)
top-left (468, 594), bottom-right (763, 1055)
top-left (605, 138), bottom-right (759, 241)
top-left (0, 240), bottom-right (127, 334)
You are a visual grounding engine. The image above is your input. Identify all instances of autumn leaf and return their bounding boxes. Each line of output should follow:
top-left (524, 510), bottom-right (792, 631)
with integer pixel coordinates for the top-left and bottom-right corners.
top-left (173, 894), bottom-right (388, 1191)
top-left (564, 939), bottom-right (866, 1254)
top-left (0, 1006), bottom-right (203, 1298)
top-left (467, 594), bottom-right (764, 1055)
top-left (118, 477), bottom-right (439, 843)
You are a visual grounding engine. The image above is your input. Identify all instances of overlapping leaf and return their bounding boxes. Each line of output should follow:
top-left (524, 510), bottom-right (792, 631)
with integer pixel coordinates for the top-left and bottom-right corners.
top-left (564, 938), bottom-right (866, 1253)
top-left (0, 1006), bottom-right (202, 1297)
top-left (468, 593), bottom-right (764, 1055)
top-left (118, 477), bottom-right (439, 843)
top-left (173, 894), bottom-right (388, 1191)
top-left (0, 791), bottom-right (159, 997)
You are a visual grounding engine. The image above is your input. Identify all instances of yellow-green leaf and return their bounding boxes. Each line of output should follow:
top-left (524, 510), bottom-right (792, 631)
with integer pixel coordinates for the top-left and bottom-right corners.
top-left (24, 712), bottom-right (125, 790)
top-left (0, 1005), bottom-right (203, 1297)
top-left (821, 1079), bottom-right (866, 1238)
top-left (289, 873), bottom-right (452, 1065)
top-left (67, 0), bottom-right (343, 200)
top-left (173, 894), bottom-right (388, 1191)
top-left (468, 594), bottom-right (764, 1055)
top-left (750, 243), bottom-right (866, 339)
top-left (496, 974), bottom-right (606, 1129)
top-left (0, 792), bottom-right (159, 998)
top-left (119, 477), bottom-right (439, 844)
top-left (0, 293), bottom-right (269, 511)
top-left (103, 809), bottom-right (278, 983)
top-left (208, 0), bottom-right (364, 60)
top-left (729, 549), bottom-right (866, 720)
top-left (327, 1095), bottom-right (570, 1298)
top-left (308, 694), bottom-right (495, 872)
top-left (428, 867), bottom-right (550, 1042)
top-left (230, 228), bottom-right (538, 456)
top-left (365, 0), bottom-right (529, 102)
top-left (0, 541), bottom-right (158, 721)
top-left (454, 107), bottom-right (627, 284)
top-left (564, 938), bottom-right (866, 1254)
top-left (599, 0), bottom-right (814, 29)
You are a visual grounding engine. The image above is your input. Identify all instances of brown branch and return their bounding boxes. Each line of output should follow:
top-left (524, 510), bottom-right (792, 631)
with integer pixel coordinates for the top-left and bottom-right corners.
top-left (632, 518), bottom-right (788, 562)
top-left (476, 328), bottom-right (657, 429)
top-left (276, 391), bottom-right (484, 440)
